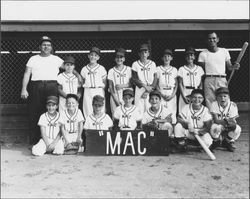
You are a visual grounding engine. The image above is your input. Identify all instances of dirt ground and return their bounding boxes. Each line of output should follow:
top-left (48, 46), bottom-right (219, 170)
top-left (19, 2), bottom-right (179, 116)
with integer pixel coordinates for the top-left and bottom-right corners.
top-left (1, 140), bottom-right (249, 199)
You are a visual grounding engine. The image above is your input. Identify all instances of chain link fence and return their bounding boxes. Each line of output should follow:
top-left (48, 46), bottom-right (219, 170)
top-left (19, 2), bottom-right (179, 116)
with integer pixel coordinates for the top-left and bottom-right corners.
top-left (1, 30), bottom-right (249, 104)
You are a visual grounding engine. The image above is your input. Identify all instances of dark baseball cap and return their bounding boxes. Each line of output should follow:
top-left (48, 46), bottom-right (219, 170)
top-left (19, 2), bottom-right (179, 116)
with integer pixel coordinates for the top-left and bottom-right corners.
top-left (40, 36), bottom-right (52, 44)
top-left (115, 48), bottom-right (126, 57)
top-left (149, 90), bottom-right (161, 99)
top-left (139, 44), bottom-right (150, 51)
top-left (185, 47), bottom-right (196, 55)
top-left (123, 89), bottom-right (134, 97)
top-left (90, 47), bottom-right (101, 56)
top-left (216, 87), bottom-right (229, 96)
top-left (92, 95), bottom-right (104, 106)
top-left (64, 56), bottom-right (75, 64)
top-left (191, 89), bottom-right (204, 97)
top-left (46, 96), bottom-right (58, 104)
top-left (163, 49), bottom-right (173, 56)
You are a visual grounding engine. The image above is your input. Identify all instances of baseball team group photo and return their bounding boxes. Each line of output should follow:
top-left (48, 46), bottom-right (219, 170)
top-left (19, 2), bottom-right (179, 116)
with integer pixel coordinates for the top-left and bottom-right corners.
top-left (1, 1), bottom-right (249, 197)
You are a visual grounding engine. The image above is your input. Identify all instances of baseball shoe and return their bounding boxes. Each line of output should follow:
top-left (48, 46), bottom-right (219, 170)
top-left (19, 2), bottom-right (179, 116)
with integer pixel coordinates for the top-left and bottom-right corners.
top-left (222, 140), bottom-right (236, 152)
top-left (209, 140), bottom-right (221, 152)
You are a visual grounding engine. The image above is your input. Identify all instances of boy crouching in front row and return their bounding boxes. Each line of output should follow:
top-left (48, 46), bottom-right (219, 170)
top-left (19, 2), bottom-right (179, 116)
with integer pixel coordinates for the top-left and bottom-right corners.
top-left (174, 89), bottom-right (213, 152)
top-left (32, 96), bottom-right (64, 156)
top-left (210, 87), bottom-right (241, 152)
top-left (60, 94), bottom-right (85, 153)
top-left (142, 90), bottom-right (174, 134)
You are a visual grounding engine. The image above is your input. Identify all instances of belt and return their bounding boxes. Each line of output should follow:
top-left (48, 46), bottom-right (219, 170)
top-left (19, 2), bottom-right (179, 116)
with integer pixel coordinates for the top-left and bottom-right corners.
top-left (185, 86), bottom-right (195, 89)
top-left (206, 75), bottom-right (226, 78)
top-left (33, 80), bottom-right (57, 83)
top-left (162, 87), bottom-right (172, 90)
top-left (69, 131), bottom-right (76, 134)
top-left (86, 87), bottom-right (103, 89)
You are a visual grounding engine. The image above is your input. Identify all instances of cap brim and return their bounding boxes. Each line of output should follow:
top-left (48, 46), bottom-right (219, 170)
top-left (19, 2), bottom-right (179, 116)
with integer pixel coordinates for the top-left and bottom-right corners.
top-left (47, 100), bottom-right (57, 104)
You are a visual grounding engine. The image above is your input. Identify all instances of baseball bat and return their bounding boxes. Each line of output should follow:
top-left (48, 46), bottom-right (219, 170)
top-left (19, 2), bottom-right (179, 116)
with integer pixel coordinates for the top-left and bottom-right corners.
top-left (194, 133), bottom-right (216, 161)
top-left (228, 42), bottom-right (249, 86)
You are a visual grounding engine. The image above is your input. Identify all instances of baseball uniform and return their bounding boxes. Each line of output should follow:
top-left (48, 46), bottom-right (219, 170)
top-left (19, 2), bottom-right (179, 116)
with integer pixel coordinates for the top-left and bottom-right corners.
top-left (108, 66), bottom-right (132, 116)
top-left (132, 60), bottom-right (157, 113)
top-left (178, 65), bottom-right (204, 112)
top-left (157, 65), bottom-right (178, 123)
top-left (59, 108), bottom-right (85, 144)
top-left (57, 72), bottom-right (80, 113)
top-left (81, 64), bottom-right (107, 118)
top-left (175, 104), bottom-right (213, 147)
top-left (84, 113), bottom-right (113, 130)
top-left (198, 48), bottom-right (230, 109)
top-left (210, 101), bottom-right (241, 141)
top-left (32, 111), bottom-right (64, 156)
top-left (113, 104), bottom-right (142, 130)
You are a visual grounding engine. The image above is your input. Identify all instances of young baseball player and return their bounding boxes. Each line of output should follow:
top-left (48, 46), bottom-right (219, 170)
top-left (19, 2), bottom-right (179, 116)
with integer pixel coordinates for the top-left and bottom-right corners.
top-left (108, 48), bottom-right (132, 117)
top-left (178, 47), bottom-right (204, 112)
top-left (142, 90), bottom-right (174, 136)
top-left (131, 43), bottom-right (157, 114)
top-left (156, 49), bottom-right (178, 124)
top-left (80, 47), bottom-right (107, 118)
top-left (209, 87), bottom-right (241, 152)
top-left (174, 89), bottom-right (213, 152)
top-left (57, 56), bottom-right (82, 113)
top-left (32, 96), bottom-right (64, 156)
top-left (60, 94), bottom-right (85, 153)
top-left (113, 89), bottom-right (142, 130)
top-left (83, 95), bottom-right (113, 130)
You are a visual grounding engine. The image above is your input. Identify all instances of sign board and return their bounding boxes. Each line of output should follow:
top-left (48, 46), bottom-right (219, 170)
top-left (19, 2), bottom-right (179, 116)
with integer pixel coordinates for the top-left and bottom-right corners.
top-left (84, 130), bottom-right (169, 156)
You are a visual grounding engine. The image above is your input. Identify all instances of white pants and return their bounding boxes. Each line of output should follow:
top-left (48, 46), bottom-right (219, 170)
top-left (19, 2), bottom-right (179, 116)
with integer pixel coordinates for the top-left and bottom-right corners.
top-left (178, 88), bottom-right (193, 113)
top-left (32, 138), bottom-right (64, 156)
top-left (134, 86), bottom-right (150, 114)
top-left (159, 122), bottom-right (174, 137)
top-left (210, 123), bottom-right (241, 141)
top-left (174, 123), bottom-right (213, 147)
top-left (110, 93), bottom-right (124, 118)
top-left (83, 87), bottom-right (105, 118)
top-left (160, 88), bottom-right (177, 124)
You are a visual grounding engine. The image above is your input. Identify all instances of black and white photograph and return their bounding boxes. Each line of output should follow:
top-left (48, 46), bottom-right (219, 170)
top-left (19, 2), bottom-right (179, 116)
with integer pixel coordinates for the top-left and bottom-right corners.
top-left (1, 0), bottom-right (249, 198)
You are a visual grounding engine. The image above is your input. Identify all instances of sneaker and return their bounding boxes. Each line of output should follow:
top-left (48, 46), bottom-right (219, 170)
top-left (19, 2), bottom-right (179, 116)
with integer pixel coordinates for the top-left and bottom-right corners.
top-left (209, 140), bottom-right (221, 152)
top-left (222, 140), bottom-right (236, 152)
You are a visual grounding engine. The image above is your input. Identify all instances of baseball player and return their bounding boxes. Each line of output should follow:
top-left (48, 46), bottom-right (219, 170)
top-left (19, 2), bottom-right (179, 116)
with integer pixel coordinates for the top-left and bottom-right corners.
top-left (209, 87), bottom-right (241, 152)
top-left (198, 32), bottom-right (240, 109)
top-left (178, 47), bottom-right (204, 112)
top-left (174, 89), bottom-right (213, 152)
top-left (142, 90), bottom-right (174, 136)
top-left (60, 94), bottom-right (85, 153)
top-left (57, 56), bottom-right (82, 113)
top-left (80, 47), bottom-right (107, 118)
top-left (32, 96), bottom-right (64, 156)
top-left (131, 43), bottom-right (157, 114)
top-left (83, 95), bottom-right (113, 130)
top-left (113, 89), bottom-right (142, 130)
top-left (108, 48), bottom-right (132, 117)
top-left (156, 49), bottom-right (178, 124)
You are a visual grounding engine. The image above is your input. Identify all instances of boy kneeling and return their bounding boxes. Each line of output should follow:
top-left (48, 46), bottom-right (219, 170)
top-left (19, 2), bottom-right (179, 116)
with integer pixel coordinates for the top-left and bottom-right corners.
top-left (142, 90), bottom-right (174, 134)
top-left (32, 96), bottom-right (64, 156)
top-left (174, 89), bottom-right (213, 152)
top-left (210, 87), bottom-right (241, 152)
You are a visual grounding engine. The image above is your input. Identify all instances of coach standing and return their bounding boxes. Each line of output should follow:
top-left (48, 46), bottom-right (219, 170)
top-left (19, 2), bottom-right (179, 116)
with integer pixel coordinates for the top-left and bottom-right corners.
top-left (21, 36), bottom-right (81, 145)
top-left (198, 32), bottom-right (240, 109)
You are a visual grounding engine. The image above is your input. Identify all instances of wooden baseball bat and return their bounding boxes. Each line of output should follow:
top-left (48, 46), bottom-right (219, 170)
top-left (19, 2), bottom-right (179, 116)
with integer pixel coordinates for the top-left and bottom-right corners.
top-left (228, 42), bottom-right (249, 86)
top-left (194, 133), bottom-right (216, 161)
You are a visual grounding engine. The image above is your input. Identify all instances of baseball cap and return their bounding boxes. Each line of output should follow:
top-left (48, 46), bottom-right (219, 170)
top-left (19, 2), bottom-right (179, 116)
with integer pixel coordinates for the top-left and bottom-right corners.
top-left (216, 87), bottom-right (230, 96)
top-left (149, 90), bottom-right (161, 99)
top-left (40, 36), bottom-right (52, 44)
top-left (185, 47), bottom-right (196, 55)
top-left (139, 44), bottom-right (150, 52)
top-left (191, 89), bottom-right (204, 97)
top-left (64, 56), bottom-right (75, 64)
top-left (163, 49), bottom-right (173, 56)
top-left (123, 89), bottom-right (134, 97)
top-left (46, 96), bottom-right (58, 104)
top-left (90, 47), bottom-right (101, 56)
top-left (115, 48), bottom-right (126, 57)
top-left (92, 95), bottom-right (104, 106)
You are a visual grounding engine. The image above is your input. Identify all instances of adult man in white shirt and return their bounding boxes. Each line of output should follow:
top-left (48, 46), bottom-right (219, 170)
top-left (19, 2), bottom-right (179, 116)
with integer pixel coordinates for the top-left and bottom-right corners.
top-left (198, 32), bottom-right (240, 109)
top-left (21, 36), bottom-right (81, 145)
